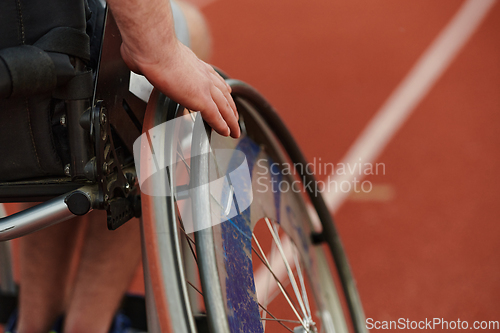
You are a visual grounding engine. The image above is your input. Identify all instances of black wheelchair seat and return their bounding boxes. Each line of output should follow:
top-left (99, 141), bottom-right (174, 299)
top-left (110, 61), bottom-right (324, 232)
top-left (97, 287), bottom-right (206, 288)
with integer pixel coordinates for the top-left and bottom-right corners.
top-left (0, 1), bottom-right (145, 230)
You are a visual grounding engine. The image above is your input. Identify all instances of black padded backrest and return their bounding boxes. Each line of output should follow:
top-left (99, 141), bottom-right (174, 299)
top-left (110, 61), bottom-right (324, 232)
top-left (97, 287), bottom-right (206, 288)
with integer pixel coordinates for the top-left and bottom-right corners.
top-left (0, 0), bottom-right (87, 49)
top-left (0, 0), bottom-right (91, 182)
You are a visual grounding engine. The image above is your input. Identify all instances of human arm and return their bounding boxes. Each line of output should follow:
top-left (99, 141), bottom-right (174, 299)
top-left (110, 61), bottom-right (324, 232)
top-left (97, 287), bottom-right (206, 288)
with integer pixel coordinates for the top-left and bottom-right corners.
top-left (106, 0), bottom-right (240, 138)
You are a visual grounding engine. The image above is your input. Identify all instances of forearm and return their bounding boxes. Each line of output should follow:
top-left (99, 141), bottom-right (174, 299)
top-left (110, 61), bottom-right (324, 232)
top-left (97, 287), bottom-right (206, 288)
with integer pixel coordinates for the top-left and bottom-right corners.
top-left (106, 0), bottom-right (177, 64)
top-left (106, 0), bottom-right (239, 138)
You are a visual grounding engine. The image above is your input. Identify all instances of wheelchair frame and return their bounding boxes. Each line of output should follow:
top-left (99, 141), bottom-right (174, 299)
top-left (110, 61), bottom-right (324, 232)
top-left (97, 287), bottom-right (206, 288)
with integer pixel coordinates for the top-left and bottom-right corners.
top-left (0, 9), bottom-right (143, 240)
top-left (0, 5), bottom-right (367, 333)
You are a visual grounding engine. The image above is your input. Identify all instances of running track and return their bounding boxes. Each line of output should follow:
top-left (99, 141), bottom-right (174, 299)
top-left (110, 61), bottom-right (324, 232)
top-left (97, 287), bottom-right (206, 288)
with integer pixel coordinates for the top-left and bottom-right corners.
top-left (3, 0), bottom-right (499, 330)
top-left (202, 0), bottom-right (500, 328)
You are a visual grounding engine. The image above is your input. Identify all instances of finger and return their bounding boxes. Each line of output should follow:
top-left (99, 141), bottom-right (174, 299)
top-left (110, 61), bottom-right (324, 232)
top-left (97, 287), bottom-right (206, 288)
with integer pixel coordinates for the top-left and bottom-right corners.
top-left (205, 63), bottom-right (228, 88)
top-left (210, 72), bottom-right (238, 119)
top-left (210, 85), bottom-right (240, 138)
top-left (199, 98), bottom-right (230, 136)
top-left (207, 64), bottom-right (234, 96)
top-left (204, 65), bottom-right (236, 117)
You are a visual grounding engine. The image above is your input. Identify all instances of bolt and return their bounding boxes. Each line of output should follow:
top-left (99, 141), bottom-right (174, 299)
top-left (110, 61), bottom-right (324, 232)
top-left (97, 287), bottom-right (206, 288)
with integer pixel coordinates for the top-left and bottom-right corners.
top-left (100, 112), bottom-right (107, 125)
top-left (64, 164), bottom-right (71, 176)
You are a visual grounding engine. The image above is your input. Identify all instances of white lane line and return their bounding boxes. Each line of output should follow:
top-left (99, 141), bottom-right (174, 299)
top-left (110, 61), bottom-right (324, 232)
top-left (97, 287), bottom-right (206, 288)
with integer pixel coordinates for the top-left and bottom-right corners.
top-left (323, 0), bottom-right (497, 213)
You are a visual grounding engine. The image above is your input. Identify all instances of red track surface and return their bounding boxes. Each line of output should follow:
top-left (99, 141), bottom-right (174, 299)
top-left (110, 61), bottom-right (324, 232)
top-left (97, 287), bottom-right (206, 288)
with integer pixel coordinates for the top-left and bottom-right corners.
top-left (3, 0), bottom-right (499, 330)
top-left (202, 0), bottom-right (500, 328)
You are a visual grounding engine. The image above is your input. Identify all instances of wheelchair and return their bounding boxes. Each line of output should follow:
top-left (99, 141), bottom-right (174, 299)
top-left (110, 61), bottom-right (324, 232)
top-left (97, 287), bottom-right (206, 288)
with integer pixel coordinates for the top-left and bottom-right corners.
top-left (0, 2), bottom-right (366, 332)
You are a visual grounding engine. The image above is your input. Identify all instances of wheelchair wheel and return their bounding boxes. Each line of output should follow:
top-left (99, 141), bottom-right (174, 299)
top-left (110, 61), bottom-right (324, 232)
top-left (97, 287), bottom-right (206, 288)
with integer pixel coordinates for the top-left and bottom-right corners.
top-left (191, 80), bottom-right (366, 333)
top-left (139, 80), bottom-right (366, 333)
top-left (140, 90), bottom-right (206, 333)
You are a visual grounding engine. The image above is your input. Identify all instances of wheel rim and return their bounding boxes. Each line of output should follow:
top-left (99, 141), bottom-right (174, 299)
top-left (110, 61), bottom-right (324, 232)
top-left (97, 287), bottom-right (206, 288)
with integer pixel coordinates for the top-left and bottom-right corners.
top-left (140, 82), bottom-right (364, 333)
top-left (189, 96), bottom-right (350, 333)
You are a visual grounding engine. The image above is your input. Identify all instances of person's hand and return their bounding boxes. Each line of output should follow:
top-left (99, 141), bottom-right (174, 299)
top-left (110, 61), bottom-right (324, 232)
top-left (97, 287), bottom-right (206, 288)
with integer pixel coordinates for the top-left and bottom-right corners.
top-left (107, 0), bottom-right (239, 138)
top-left (121, 39), bottom-right (240, 138)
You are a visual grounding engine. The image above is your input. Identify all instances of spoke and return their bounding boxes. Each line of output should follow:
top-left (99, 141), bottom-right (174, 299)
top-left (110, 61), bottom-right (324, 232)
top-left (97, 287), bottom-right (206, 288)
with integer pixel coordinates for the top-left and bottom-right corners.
top-left (178, 221), bottom-right (197, 249)
top-left (252, 233), bottom-right (307, 330)
top-left (258, 303), bottom-right (294, 333)
top-left (184, 226), bottom-right (298, 333)
top-left (177, 139), bottom-right (191, 173)
top-left (186, 280), bottom-right (203, 296)
top-left (293, 246), bottom-right (312, 322)
top-left (261, 318), bottom-right (302, 324)
top-left (266, 218), bottom-right (309, 323)
top-left (179, 133), bottom-right (312, 331)
top-left (173, 110), bottom-right (314, 331)
top-left (265, 278), bottom-right (291, 307)
top-left (253, 203), bottom-right (297, 298)
top-left (177, 211), bottom-right (198, 264)
top-left (260, 231), bottom-right (278, 330)
top-left (251, 240), bottom-right (298, 311)
top-left (182, 210), bottom-right (299, 332)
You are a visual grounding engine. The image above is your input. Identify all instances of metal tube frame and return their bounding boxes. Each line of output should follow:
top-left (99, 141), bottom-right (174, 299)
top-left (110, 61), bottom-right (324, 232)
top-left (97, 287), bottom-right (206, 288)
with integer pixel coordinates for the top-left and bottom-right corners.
top-left (0, 186), bottom-right (97, 242)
